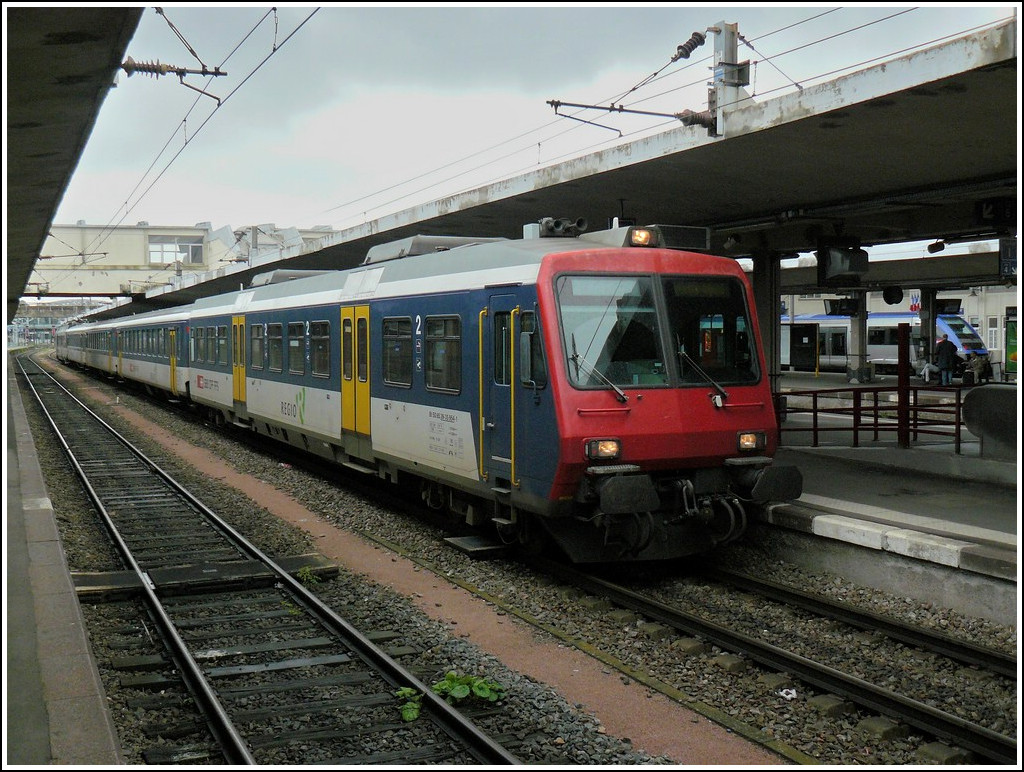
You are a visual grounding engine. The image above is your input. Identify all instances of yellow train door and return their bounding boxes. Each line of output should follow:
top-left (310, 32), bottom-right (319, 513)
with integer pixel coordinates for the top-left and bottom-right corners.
top-left (169, 328), bottom-right (178, 395)
top-left (232, 315), bottom-right (246, 403)
top-left (341, 305), bottom-right (371, 436)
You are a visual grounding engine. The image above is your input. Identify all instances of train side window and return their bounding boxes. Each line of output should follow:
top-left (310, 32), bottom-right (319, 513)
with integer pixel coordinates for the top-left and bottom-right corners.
top-left (268, 323), bottom-right (284, 372)
top-left (519, 311), bottom-right (547, 388)
top-left (250, 325), bottom-right (264, 370)
top-left (217, 325), bottom-right (229, 365)
top-left (196, 327), bottom-right (206, 362)
top-left (357, 317), bottom-right (368, 383)
top-left (494, 312), bottom-right (511, 386)
top-left (343, 318), bottom-right (353, 381)
top-left (427, 315), bottom-right (461, 393)
top-left (382, 317), bottom-right (412, 386)
top-left (831, 331), bottom-right (847, 355)
top-left (311, 321), bottom-right (330, 377)
top-left (288, 322), bottom-right (305, 375)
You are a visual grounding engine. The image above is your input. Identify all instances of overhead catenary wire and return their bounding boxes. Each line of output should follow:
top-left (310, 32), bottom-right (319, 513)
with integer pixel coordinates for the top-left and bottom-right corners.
top-left (75, 8), bottom-right (318, 267)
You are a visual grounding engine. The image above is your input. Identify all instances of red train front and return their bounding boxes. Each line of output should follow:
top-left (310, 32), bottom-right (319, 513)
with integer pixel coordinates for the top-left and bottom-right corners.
top-left (521, 232), bottom-right (802, 562)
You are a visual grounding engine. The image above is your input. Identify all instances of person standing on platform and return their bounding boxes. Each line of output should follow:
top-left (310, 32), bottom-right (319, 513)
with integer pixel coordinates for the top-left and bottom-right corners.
top-left (934, 333), bottom-right (958, 386)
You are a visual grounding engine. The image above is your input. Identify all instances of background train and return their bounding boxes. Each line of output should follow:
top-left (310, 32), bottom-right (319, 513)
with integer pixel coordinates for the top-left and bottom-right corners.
top-left (781, 312), bottom-right (988, 375)
top-left (56, 219), bottom-right (802, 564)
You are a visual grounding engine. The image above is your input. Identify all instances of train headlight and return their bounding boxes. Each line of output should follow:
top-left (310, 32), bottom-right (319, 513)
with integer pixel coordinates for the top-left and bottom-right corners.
top-left (585, 438), bottom-right (621, 460)
top-left (737, 431), bottom-right (765, 452)
top-left (629, 228), bottom-right (655, 247)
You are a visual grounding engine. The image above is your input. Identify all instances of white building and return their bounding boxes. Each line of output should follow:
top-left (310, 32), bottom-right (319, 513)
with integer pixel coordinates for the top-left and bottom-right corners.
top-left (30, 221), bottom-right (336, 299)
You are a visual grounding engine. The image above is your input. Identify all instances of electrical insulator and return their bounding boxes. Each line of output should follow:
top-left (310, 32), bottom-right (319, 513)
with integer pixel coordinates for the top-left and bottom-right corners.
top-left (677, 109), bottom-right (715, 129)
top-left (122, 56), bottom-right (175, 78)
top-left (673, 31), bottom-right (706, 61)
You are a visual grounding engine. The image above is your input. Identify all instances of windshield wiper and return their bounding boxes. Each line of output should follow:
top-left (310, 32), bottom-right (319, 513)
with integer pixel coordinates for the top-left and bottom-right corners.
top-left (571, 334), bottom-right (628, 403)
top-left (677, 341), bottom-right (728, 406)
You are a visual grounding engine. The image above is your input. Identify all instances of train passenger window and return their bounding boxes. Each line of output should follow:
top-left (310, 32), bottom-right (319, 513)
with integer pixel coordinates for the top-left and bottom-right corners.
top-left (519, 311), bottom-right (547, 389)
top-left (382, 317), bottom-right (412, 386)
top-left (217, 326), bottom-right (229, 365)
top-left (250, 325), bottom-right (264, 370)
top-left (830, 331), bottom-right (846, 355)
top-left (196, 327), bottom-right (206, 362)
top-left (427, 316), bottom-right (461, 393)
top-left (311, 321), bottom-right (330, 377)
top-left (268, 323), bottom-right (284, 372)
top-left (288, 322), bottom-right (305, 375)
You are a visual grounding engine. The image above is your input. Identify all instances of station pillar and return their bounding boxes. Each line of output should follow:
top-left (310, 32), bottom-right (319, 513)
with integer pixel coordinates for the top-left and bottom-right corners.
top-left (846, 292), bottom-right (872, 383)
top-left (750, 249), bottom-right (783, 396)
top-left (919, 288), bottom-right (939, 365)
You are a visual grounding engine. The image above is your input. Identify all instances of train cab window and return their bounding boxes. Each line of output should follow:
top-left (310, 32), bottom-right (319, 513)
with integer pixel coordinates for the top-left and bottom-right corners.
top-left (663, 276), bottom-right (758, 385)
top-left (556, 274), bottom-right (667, 388)
top-left (217, 325), bottom-right (229, 365)
top-left (268, 323), bottom-right (284, 372)
top-left (250, 325), bottom-right (265, 370)
top-left (519, 311), bottom-right (547, 389)
top-left (311, 321), bottom-right (330, 377)
top-left (426, 316), bottom-right (460, 393)
top-left (382, 317), bottom-right (412, 386)
top-left (288, 322), bottom-right (305, 375)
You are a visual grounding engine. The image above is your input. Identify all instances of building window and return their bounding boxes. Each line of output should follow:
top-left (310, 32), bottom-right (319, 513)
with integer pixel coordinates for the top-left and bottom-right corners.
top-left (148, 235), bottom-right (204, 265)
top-left (311, 321), bottom-right (330, 377)
top-left (426, 316), bottom-right (461, 393)
top-left (382, 317), bottom-right (412, 386)
top-left (988, 316), bottom-right (999, 350)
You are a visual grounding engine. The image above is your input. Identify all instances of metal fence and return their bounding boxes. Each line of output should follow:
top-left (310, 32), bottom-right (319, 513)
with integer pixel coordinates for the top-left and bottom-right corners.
top-left (776, 384), bottom-right (970, 453)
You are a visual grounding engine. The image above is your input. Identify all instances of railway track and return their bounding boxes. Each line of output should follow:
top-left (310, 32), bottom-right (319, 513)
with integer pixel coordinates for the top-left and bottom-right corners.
top-left (31, 352), bottom-right (1017, 764)
top-left (531, 557), bottom-right (1017, 765)
top-left (17, 354), bottom-right (519, 766)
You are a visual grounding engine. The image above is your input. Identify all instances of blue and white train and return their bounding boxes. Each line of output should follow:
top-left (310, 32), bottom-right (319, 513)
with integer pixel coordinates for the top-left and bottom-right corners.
top-left (57, 220), bottom-right (802, 564)
top-left (781, 311), bottom-right (988, 374)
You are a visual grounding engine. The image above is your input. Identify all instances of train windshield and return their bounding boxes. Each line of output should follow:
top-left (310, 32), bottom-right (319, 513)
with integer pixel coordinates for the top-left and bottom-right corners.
top-left (663, 276), bottom-right (759, 386)
top-left (555, 274), bottom-right (759, 388)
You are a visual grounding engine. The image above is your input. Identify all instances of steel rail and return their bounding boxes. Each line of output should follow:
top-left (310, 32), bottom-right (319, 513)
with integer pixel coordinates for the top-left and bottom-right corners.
top-left (703, 566), bottom-right (1017, 678)
top-left (18, 355), bottom-right (256, 764)
top-left (20, 354), bottom-right (519, 766)
top-left (536, 557), bottom-right (1017, 765)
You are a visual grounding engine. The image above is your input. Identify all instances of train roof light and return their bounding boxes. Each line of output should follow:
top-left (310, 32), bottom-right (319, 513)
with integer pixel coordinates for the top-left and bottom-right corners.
top-left (630, 228), bottom-right (655, 247)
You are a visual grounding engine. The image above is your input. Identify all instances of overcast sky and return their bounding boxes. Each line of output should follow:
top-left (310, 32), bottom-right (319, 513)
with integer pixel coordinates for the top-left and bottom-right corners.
top-left (46, 4), bottom-right (1016, 239)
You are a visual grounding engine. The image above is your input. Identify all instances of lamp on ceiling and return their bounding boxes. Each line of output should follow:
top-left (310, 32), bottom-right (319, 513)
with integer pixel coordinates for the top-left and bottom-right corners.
top-left (927, 240), bottom-right (946, 254)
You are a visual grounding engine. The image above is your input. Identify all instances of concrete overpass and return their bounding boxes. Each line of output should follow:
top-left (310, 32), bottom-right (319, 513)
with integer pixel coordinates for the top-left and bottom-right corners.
top-left (6, 11), bottom-right (1017, 328)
